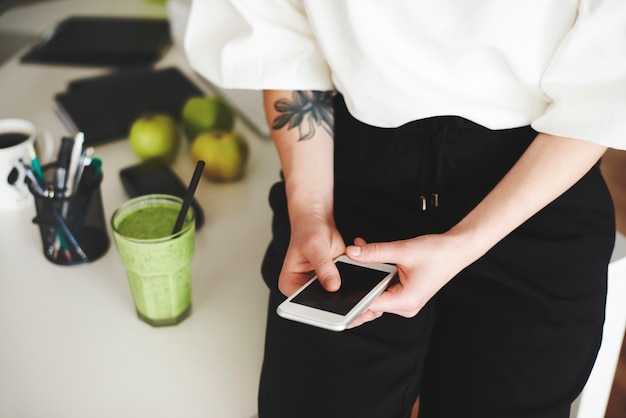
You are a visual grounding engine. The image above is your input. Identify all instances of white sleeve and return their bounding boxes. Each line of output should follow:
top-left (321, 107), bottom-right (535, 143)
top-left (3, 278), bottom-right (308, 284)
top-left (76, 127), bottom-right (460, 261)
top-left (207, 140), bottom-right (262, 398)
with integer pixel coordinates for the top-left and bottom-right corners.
top-left (531, 0), bottom-right (626, 150)
top-left (184, 0), bottom-right (333, 91)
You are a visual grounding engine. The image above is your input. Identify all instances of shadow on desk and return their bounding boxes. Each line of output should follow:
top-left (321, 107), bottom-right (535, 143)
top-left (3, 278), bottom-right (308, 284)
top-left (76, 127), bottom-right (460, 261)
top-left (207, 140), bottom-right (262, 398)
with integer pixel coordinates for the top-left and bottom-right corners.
top-left (0, 30), bottom-right (32, 65)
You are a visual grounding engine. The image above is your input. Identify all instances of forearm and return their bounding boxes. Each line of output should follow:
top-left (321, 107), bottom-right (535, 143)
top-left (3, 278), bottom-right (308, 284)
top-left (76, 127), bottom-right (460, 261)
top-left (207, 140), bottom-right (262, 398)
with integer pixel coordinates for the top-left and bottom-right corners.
top-left (263, 89), bottom-right (344, 292)
top-left (263, 90), bottom-right (336, 220)
top-left (447, 133), bottom-right (608, 264)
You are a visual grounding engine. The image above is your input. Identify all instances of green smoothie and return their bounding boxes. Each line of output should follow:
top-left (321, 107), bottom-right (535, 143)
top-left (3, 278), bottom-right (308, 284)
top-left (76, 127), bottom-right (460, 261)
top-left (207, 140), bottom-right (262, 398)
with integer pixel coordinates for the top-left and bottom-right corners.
top-left (111, 195), bottom-right (195, 326)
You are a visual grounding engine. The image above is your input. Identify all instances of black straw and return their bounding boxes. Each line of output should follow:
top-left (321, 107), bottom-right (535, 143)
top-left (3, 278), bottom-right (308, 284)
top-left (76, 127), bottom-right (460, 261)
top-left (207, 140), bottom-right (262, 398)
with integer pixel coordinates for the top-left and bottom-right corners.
top-left (171, 160), bottom-right (205, 234)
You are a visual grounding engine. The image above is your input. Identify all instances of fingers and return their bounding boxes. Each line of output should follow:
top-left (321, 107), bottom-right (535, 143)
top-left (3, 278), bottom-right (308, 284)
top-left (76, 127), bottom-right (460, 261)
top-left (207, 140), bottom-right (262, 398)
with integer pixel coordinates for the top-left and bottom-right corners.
top-left (313, 256), bottom-right (341, 292)
top-left (343, 235), bottom-right (455, 329)
top-left (277, 262), bottom-right (313, 296)
top-left (346, 272), bottom-right (426, 329)
top-left (367, 286), bottom-right (421, 318)
top-left (278, 261), bottom-right (340, 296)
top-left (353, 236), bottom-right (367, 246)
top-left (346, 237), bottom-right (397, 265)
top-left (346, 309), bottom-right (383, 329)
top-left (278, 246), bottom-right (341, 296)
top-left (347, 296), bottom-right (422, 329)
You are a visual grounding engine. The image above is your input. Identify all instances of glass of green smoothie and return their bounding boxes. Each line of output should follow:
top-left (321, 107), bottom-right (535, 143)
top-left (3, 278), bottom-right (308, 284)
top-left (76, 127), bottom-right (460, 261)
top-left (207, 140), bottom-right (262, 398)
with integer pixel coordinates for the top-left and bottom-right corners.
top-left (111, 194), bottom-right (195, 327)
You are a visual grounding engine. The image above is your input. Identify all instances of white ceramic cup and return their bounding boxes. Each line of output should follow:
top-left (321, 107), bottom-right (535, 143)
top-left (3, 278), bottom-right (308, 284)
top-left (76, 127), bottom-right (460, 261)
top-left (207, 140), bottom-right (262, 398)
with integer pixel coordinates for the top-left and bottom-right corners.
top-left (0, 118), bottom-right (54, 209)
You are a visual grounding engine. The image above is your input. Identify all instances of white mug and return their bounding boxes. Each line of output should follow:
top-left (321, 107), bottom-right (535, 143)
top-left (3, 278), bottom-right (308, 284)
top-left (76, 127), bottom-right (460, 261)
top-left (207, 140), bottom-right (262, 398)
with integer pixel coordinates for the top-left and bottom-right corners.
top-left (0, 118), bottom-right (54, 210)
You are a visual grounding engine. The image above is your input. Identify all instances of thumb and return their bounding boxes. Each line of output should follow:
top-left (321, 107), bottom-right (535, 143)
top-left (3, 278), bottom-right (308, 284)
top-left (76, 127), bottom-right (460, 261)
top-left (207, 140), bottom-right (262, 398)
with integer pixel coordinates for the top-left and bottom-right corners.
top-left (345, 238), bottom-right (395, 265)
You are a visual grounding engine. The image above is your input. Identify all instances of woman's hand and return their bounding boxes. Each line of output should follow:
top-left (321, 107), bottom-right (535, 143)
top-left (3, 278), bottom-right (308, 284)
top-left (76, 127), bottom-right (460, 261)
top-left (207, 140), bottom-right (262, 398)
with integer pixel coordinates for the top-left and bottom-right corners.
top-left (345, 235), bottom-right (468, 328)
top-left (278, 212), bottom-right (346, 297)
top-left (263, 89), bottom-right (340, 297)
top-left (344, 133), bottom-right (607, 328)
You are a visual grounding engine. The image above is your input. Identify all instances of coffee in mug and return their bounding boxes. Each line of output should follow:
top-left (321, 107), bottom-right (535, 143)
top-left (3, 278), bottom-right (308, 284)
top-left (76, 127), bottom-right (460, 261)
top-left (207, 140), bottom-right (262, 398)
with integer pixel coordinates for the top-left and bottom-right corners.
top-left (0, 119), bottom-right (54, 209)
top-left (0, 133), bottom-right (31, 148)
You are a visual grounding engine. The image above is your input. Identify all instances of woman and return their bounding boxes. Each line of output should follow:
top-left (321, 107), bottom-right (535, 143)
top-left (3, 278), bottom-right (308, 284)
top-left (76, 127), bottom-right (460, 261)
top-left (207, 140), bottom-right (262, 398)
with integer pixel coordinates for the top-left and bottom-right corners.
top-left (185, 1), bottom-right (626, 416)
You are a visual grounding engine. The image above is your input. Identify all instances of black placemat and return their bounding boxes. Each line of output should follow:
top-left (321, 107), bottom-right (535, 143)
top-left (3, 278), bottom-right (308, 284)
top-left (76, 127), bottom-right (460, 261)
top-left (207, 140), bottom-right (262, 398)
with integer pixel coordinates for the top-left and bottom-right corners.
top-left (55, 67), bottom-right (203, 145)
top-left (21, 16), bottom-right (171, 67)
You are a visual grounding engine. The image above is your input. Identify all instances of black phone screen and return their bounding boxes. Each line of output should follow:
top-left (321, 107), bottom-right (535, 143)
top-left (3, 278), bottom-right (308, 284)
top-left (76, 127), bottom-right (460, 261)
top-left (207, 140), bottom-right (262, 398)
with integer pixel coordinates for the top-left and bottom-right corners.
top-left (290, 261), bottom-right (391, 315)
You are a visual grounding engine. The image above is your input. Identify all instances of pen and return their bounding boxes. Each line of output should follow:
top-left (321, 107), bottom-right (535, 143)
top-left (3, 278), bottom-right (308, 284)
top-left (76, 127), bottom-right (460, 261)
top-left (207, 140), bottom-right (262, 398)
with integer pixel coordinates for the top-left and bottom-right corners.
top-left (21, 162), bottom-right (46, 196)
top-left (55, 137), bottom-right (74, 197)
top-left (60, 132), bottom-right (85, 255)
top-left (56, 136), bottom-right (75, 257)
top-left (44, 184), bottom-right (55, 199)
top-left (51, 206), bottom-right (87, 262)
top-left (22, 161), bottom-right (70, 261)
top-left (76, 157), bottom-right (102, 192)
top-left (27, 143), bottom-right (45, 184)
top-left (65, 132), bottom-right (84, 196)
top-left (52, 137), bottom-right (74, 262)
top-left (74, 146), bottom-right (94, 192)
top-left (91, 157), bottom-right (102, 182)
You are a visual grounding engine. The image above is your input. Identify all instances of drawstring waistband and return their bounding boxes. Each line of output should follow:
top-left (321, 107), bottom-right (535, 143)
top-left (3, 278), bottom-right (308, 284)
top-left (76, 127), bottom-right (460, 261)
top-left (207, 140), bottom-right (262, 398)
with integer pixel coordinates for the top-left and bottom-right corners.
top-left (332, 92), bottom-right (540, 217)
top-left (417, 121), bottom-right (447, 211)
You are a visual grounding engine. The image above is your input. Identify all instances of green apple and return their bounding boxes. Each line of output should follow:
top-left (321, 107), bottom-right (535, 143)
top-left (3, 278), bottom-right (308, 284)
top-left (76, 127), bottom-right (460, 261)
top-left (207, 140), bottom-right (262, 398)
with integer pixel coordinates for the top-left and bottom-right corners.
top-left (181, 96), bottom-right (235, 141)
top-left (190, 130), bottom-right (249, 181)
top-left (128, 113), bottom-right (179, 162)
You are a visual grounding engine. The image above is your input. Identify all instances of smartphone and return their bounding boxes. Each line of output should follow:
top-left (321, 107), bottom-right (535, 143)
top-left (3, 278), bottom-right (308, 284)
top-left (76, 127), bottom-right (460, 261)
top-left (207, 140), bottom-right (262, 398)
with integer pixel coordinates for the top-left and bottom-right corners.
top-left (119, 159), bottom-right (204, 229)
top-left (276, 255), bottom-right (397, 331)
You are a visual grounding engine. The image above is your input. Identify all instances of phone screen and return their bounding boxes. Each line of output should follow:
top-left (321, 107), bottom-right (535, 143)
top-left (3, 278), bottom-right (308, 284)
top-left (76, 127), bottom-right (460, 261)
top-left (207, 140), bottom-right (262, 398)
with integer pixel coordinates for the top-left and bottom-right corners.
top-left (290, 261), bottom-right (391, 315)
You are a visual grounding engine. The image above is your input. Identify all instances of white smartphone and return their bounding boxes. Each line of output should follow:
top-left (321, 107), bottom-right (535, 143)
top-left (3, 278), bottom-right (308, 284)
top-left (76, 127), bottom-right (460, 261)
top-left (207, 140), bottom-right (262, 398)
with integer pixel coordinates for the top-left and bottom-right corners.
top-left (276, 255), bottom-right (398, 331)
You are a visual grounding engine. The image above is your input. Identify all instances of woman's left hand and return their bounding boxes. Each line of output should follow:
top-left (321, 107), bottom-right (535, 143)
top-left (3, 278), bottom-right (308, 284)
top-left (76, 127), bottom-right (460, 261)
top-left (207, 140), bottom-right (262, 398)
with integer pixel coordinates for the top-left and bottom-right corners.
top-left (344, 134), bottom-right (609, 329)
top-left (344, 234), bottom-right (469, 328)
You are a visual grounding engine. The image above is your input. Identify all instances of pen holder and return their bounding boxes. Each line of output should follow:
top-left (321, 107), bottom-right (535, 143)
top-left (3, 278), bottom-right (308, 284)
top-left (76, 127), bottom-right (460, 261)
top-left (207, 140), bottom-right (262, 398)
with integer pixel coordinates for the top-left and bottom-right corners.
top-left (29, 164), bottom-right (109, 266)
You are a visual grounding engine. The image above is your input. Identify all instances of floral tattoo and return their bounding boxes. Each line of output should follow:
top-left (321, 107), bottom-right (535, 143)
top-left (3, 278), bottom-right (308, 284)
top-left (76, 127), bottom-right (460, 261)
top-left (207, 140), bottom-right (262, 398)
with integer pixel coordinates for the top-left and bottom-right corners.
top-left (272, 91), bottom-right (335, 141)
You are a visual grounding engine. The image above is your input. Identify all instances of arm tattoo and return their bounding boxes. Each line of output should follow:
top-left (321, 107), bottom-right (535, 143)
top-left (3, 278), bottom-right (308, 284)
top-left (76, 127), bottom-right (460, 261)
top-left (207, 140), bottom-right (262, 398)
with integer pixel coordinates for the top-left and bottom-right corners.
top-left (272, 91), bottom-right (335, 141)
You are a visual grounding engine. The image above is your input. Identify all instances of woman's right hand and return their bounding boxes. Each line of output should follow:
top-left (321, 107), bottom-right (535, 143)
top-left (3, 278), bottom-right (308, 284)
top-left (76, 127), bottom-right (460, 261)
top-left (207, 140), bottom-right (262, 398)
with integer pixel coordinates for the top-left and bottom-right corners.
top-left (262, 89), bottom-right (340, 297)
top-left (278, 211), bottom-right (346, 297)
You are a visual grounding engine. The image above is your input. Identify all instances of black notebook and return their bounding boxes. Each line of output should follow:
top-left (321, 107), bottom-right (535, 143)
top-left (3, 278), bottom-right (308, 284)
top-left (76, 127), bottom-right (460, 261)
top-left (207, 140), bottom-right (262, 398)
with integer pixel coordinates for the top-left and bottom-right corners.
top-left (55, 67), bottom-right (204, 145)
top-left (21, 16), bottom-right (171, 67)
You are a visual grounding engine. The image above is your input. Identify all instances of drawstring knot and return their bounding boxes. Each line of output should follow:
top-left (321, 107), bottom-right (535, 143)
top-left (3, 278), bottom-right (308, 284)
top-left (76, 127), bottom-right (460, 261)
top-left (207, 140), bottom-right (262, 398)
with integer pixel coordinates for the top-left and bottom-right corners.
top-left (419, 193), bottom-right (439, 211)
top-left (417, 121), bottom-right (447, 211)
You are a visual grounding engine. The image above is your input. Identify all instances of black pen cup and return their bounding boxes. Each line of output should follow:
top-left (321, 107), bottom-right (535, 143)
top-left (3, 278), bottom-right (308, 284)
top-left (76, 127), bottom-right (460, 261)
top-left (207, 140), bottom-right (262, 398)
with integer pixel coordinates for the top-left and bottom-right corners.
top-left (29, 165), bottom-right (110, 266)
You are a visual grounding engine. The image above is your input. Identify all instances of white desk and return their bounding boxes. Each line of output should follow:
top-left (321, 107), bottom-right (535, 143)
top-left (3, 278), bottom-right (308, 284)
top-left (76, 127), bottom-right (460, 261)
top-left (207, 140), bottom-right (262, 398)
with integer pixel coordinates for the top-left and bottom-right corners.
top-left (0, 1), bottom-right (278, 417)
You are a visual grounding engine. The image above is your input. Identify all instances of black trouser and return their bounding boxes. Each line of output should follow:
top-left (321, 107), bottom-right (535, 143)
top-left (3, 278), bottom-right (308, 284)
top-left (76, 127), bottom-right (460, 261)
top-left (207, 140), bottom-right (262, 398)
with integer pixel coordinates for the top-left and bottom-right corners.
top-left (258, 96), bottom-right (615, 418)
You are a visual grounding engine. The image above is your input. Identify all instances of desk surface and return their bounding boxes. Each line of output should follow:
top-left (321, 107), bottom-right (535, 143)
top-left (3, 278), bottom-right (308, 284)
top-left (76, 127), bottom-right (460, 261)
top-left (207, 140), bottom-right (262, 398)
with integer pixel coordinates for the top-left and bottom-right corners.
top-left (0, 1), bottom-right (278, 417)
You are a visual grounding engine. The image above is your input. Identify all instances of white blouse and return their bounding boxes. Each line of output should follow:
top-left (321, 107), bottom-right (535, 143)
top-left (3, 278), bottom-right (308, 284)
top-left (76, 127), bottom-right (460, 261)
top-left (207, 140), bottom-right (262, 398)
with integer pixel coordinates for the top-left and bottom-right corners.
top-left (185, 0), bottom-right (626, 149)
